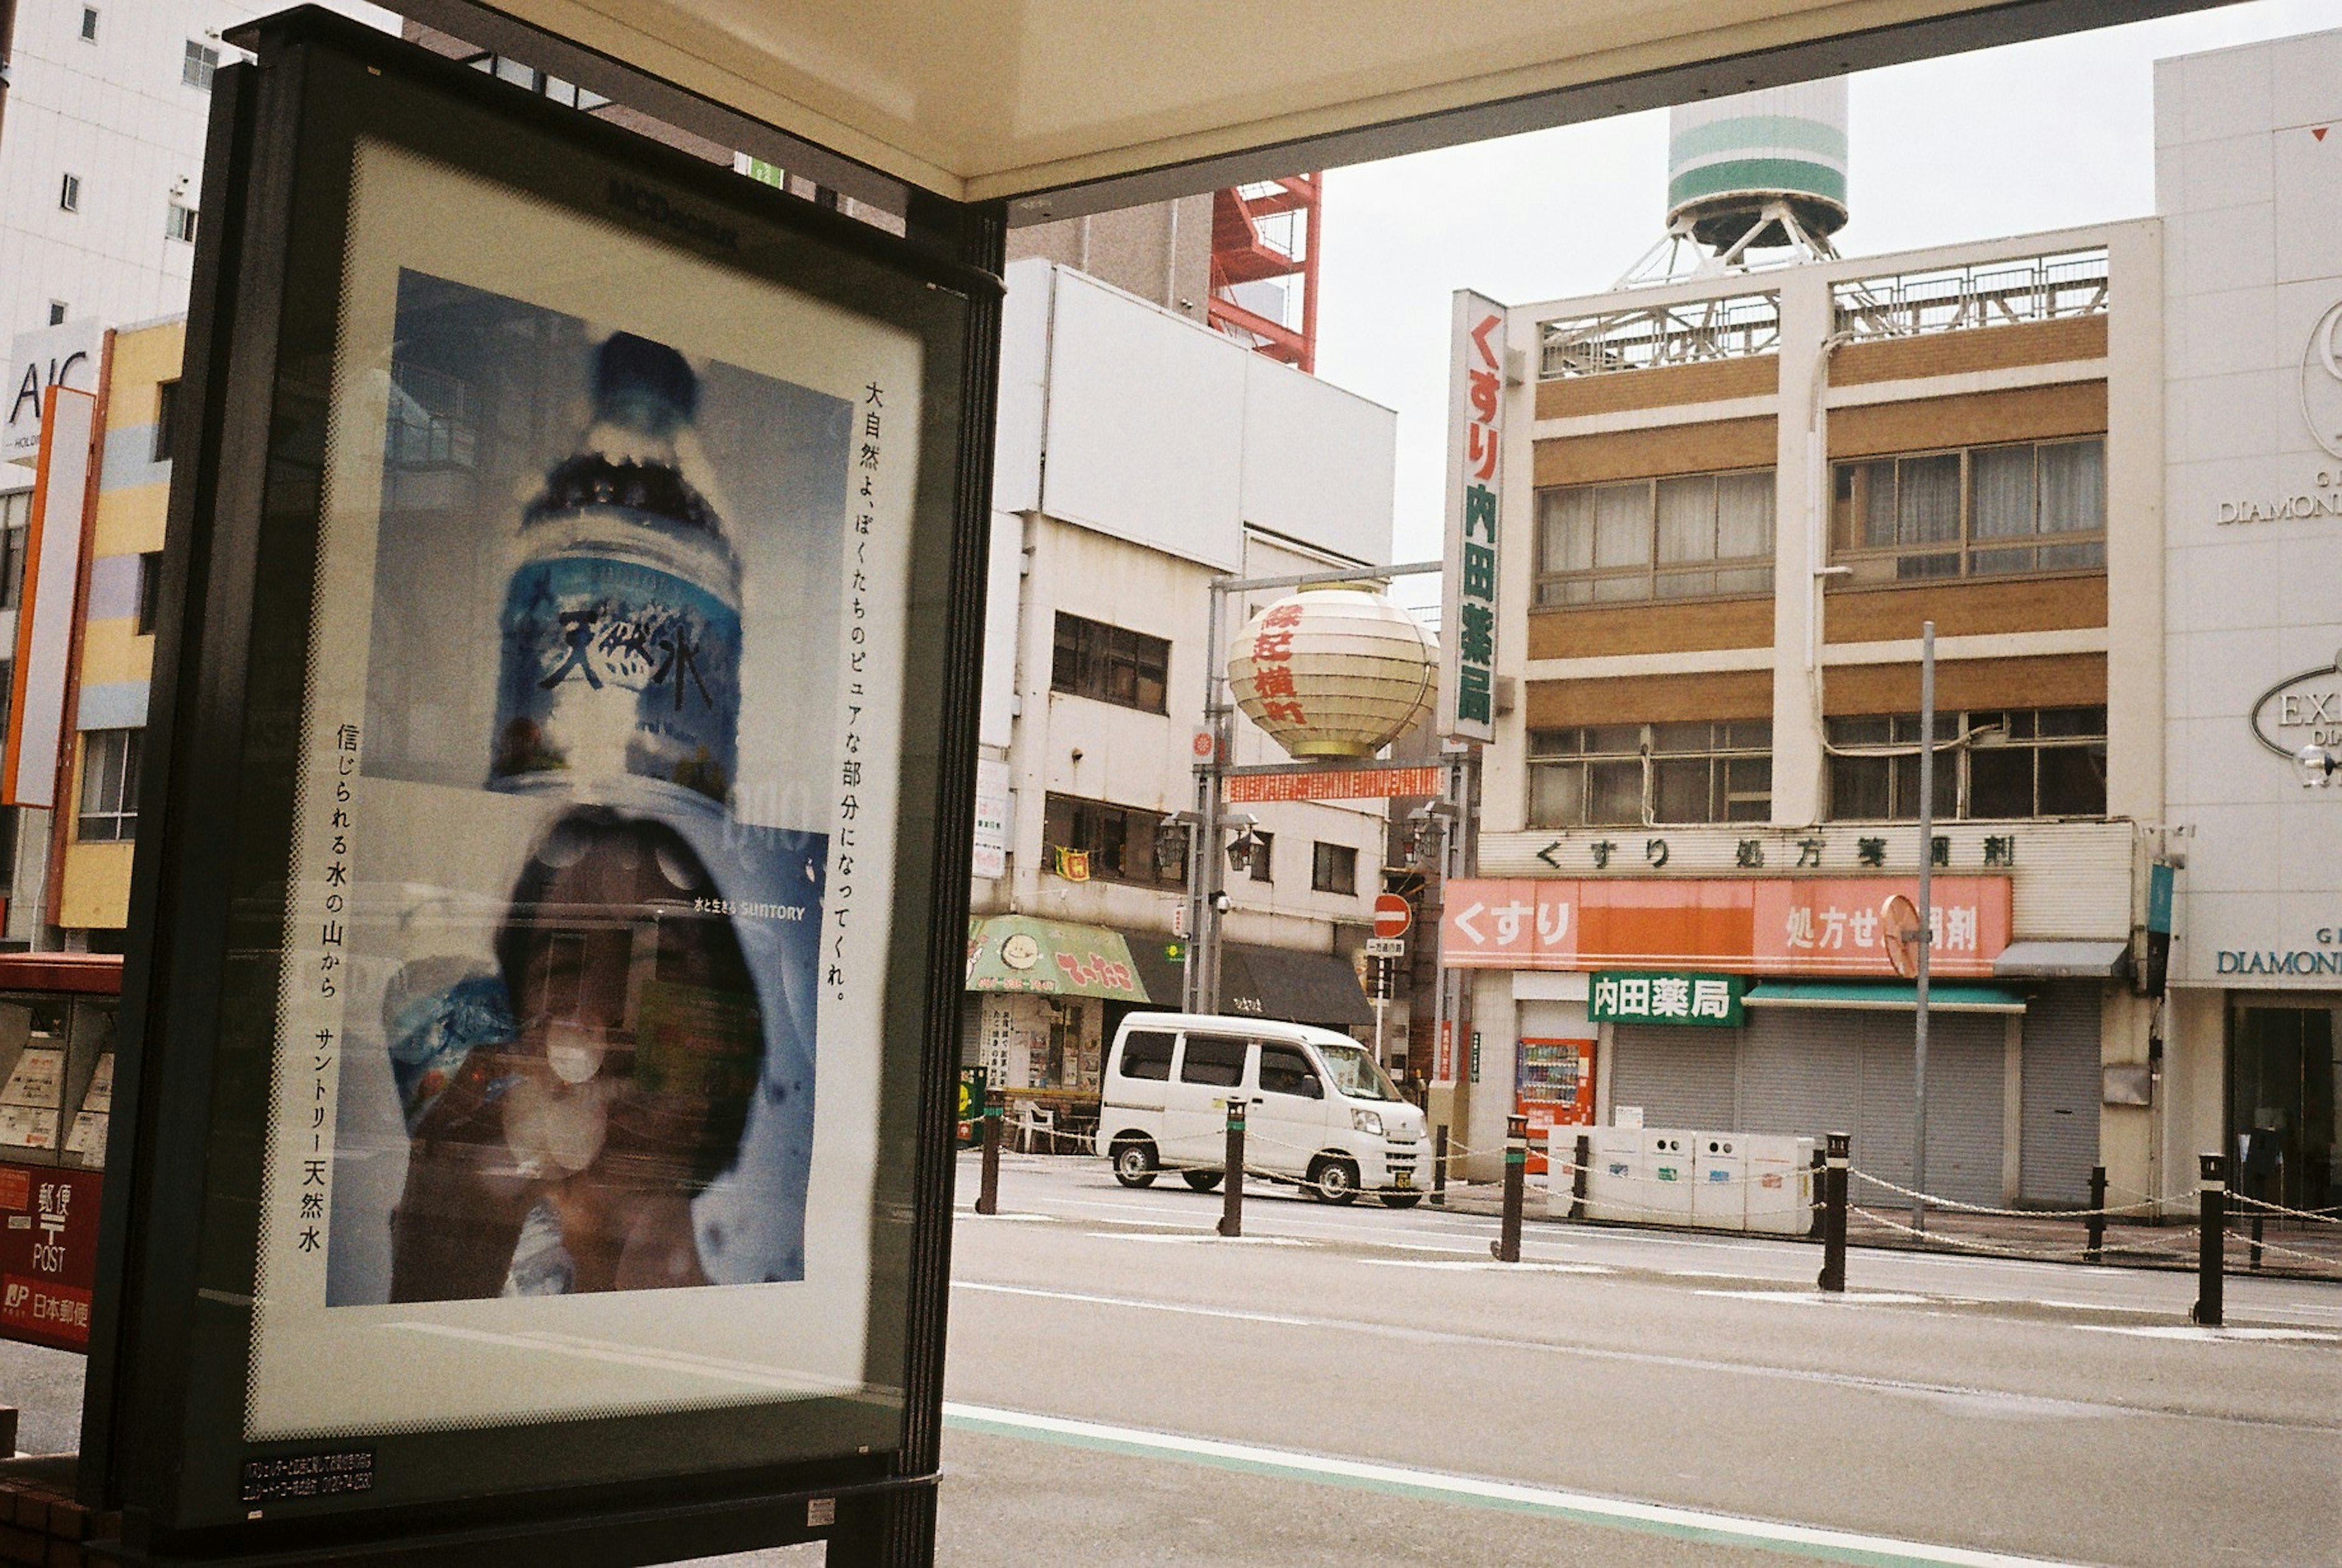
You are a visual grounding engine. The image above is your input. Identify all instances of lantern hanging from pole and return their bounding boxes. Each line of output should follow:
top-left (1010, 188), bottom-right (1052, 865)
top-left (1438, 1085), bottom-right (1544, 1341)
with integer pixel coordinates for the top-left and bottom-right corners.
top-left (1227, 587), bottom-right (1438, 760)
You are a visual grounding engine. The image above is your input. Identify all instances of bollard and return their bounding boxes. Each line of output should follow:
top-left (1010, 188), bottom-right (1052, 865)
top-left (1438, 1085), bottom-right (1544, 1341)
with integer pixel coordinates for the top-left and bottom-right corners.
top-left (2191, 1153), bottom-right (2225, 1327)
top-left (2085, 1165), bottom-right (2107, 1263)
top-left (1807, 1148), bottom-right (1826, 1240)
top-left (1492, 1114), bottom-right (1527, 1262)
top-left (1570, 1133), bottom-right (1591, 1222)
top-left (1817, 1131), bottom-right (1849, 1294)
top-left (1432, 1124), bottom-right (1449, 1208)
top-left (1217, 1098), bottom-right (1247, 1239)
top-left (975, 1095), bottom-right (1003, 1217)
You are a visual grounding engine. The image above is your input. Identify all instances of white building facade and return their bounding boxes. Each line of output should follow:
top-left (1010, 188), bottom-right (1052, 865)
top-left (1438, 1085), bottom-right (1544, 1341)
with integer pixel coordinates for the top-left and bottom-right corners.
top-left (966, 259), bottom-right (1401, 1100)
top-left (2156, 27), bottom-right (2342, 1217)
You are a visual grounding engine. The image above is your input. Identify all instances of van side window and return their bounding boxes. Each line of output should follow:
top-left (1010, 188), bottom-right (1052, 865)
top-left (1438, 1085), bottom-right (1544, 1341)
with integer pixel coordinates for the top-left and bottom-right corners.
top-left (1119, 1031), bottom-right (1174, 1080)
top-left (1258, 1045), bottom-right (1320, 1098)
top-left (1177, 1036), bottom-right (1248, 1087)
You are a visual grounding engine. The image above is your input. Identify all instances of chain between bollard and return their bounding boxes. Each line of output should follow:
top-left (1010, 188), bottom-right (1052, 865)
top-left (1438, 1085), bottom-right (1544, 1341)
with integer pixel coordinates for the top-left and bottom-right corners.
top-left (1817, 1131), bottom-right (1850, 1294)
top-left (975, 1095), bottom-right (1003, 1217)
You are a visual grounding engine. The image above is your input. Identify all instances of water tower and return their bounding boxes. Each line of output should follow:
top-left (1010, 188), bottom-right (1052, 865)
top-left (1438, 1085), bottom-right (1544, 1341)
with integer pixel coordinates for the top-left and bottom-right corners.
top-left (1622, 80), bottom-right (1849, 285)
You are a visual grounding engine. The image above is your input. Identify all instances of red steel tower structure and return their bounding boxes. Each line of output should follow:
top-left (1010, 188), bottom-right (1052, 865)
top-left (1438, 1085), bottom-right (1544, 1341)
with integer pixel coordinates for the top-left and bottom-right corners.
top-left (1208, 174), bottom-right (1322, 373)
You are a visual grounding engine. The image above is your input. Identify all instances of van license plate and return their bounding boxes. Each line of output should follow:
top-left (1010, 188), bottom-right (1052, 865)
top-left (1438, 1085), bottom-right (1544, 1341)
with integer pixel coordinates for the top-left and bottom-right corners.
top-left (1391, 1170), bottom-right (1413, 1190)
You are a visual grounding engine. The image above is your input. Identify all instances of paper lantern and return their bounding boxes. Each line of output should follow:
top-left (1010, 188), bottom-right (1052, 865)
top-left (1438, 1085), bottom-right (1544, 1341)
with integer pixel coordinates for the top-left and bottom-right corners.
top-left (1227, 588), bottom-right (1438, 760)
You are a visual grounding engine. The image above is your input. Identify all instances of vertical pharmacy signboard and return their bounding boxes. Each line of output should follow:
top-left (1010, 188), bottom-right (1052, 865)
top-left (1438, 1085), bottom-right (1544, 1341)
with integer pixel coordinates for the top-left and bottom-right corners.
top-left (1439, 290), bottom-right (1504, 745)
top-left (85, 13), bottom-right (987, 1564)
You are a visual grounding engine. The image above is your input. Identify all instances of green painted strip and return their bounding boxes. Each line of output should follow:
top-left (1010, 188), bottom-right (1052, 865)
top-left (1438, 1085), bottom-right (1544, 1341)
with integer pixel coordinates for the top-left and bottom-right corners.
top-left (1671, 114), bottom-right (1849, 166)
top-left (944, 1403), bottom-right (2078, 1568)
top-left (1668, 158), bottom-right (1849, 211)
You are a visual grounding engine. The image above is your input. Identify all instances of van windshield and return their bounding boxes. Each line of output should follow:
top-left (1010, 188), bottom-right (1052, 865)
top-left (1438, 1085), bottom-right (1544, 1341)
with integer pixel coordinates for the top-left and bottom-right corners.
top-left (1314, 1042), bottom-right (1398, 1102)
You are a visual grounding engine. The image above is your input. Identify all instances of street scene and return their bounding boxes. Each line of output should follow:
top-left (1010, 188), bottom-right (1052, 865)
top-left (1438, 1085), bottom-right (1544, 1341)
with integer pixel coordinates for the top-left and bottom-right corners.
top-left (1, 0), bottom-right (2341, 1563)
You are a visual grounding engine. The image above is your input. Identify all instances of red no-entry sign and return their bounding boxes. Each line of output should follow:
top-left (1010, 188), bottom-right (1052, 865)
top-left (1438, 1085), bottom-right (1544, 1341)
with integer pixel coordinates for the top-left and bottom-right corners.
top-left (1373, 893), bottom-right (1413, 940)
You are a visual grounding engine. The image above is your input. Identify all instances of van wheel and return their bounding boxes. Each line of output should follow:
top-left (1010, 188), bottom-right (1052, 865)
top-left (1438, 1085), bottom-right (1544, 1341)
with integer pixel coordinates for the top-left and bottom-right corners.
top-left (1383, 1192), bottom-right (1422, 1209)
top-left (1181, 1170), bottom-right (1223, 1193)
top-left (1111, 1139), bottom-right (1159, 1188)
top-left (1307, 1156), bottom-right (1361, 1205)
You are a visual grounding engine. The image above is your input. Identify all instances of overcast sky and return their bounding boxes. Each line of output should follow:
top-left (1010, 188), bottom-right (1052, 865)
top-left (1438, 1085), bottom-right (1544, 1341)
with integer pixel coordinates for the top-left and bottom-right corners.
top-left (1312, 0), bottom-right (2342, 603)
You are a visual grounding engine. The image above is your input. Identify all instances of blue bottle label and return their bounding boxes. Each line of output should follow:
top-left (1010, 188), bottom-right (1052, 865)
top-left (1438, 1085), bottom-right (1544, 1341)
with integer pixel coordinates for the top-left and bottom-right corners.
top-left (490, 553), bottom-right (741, 803)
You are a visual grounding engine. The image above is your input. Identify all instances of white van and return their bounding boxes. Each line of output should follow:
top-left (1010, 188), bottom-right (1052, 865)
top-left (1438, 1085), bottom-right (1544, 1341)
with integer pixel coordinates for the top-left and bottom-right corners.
top-left (1094, 1012), bottom-right (1428, 1206)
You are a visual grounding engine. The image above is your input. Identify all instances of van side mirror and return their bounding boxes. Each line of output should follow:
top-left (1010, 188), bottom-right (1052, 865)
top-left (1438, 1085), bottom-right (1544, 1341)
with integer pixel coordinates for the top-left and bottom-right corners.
top-left (1300, 1073), bottom-right (1322, 1099)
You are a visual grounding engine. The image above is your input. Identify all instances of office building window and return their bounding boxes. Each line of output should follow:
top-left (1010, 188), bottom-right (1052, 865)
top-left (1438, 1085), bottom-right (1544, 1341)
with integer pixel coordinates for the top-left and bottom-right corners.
top-left (80, 7), bottom-right (98, 41)
top-left (59, 174), bottom-right (81, 213)
top-left (1826, 707), bottom-right (2106, 820)
top-left (1051, 612), bottom-right (1170, 714)
top-left (0, 493), bottom-right (27, 611)
top-left (137, 551), bottom-right (163, 635)
top-left (1311, 842), bottom-right (1357, 895)
top-left (152, 381), bottom-right (180, 464)
top-left (1529, 721), bottom-right (1772, 827)
top-left (1535, 468), bottom-right (1775, 606)
top-left (165, 202), bottom-right (198, 243)
top-left (1042, 793), bottom-right (1184, 889)
top-left (1832, 437), bottom-right (2104, 583)
top-left (183, 40), bottom-right (219, 88)
top-left (79, 730), bottom-right (141, 843)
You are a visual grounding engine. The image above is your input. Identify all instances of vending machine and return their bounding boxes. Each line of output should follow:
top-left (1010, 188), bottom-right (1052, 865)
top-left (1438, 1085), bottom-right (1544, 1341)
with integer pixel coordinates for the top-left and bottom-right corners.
top-left (1516, 1037), bottom-right (1598, 1176)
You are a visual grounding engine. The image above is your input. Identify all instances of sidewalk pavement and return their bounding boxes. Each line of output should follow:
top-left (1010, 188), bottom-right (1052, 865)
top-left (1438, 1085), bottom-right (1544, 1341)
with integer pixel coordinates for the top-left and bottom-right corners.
top-left (1427, 1178), bottom-right (2342, 1280)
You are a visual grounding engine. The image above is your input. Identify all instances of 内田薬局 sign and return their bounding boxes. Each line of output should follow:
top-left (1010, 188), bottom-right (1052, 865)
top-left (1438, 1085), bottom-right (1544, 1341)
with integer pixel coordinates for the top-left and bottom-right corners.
top-left (1439, 291), bottom-right (1503, 744)
top-left (1589, 972), bottom-right (1744, 1028)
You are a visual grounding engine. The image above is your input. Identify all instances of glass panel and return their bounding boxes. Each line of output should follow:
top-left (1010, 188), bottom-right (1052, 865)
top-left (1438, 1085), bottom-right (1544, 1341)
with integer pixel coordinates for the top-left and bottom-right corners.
top-left (1648, 721), bottom-right (1712, 754)
top-left (1968, 747), bottom-right (2035, 818)
top-left (1651, 757), bottom-right (1714, 822)
top-left (1828, 715), bottom-right (1893, 746)
top-left (2038, 706), bottom-right (2107, 737)
top-left (1592, 483), bottom-right (1652, 568)
top-left (1828, 756), bottom-right (1891, 819)
top-left (1527, 729), bottom-right (1578, 757)
top-left (1528, 762), bottom-right (1583, 827)
top-left (1897, 454), bottom-right (1962, 546)
top-left (1655, 476), bottom-right (1714, 564)
top-left (1723, 719), bottom-right (1774, 749)
top-left (1711, 566), bottom-right (1773, 596)
top-left (1119, 1033), bottom-right (1173, 1079)
top-left (1540, 488), bottom-right (1594, 573)
top-left (2038, 439), bottom-right (2105, 535)
top-left (2040, 540), bottom-right (2105, 570)
top-left (1896, 551), bottom-right (1962, 581)
top-left (1892, 750), bottom-right (1960, 820)
top-left (1583, 725), bottom-right (1641, 756)
top-left (1970, 445), bottom-right (2037, 539)
top-left (2037, 743), bottom-right (2108, 815)
top-left (1258, 1045), bottom-right (1319, 1097)
top-left (1714, 470), bottom-right (1775, 560)
top-left (1177, 1036), bottom-right (1249, 1088)
top-left (1722, 756), bottom-right (1772, 822)
top-left (1590, 573), bottom-right (1652, 603)
top-left (1653, 568), bottom-right (1714, 599)
top-left (1586, 761), bottom-right (1642, 825)
top-left (1970, 546), bottom-right (2037, 576)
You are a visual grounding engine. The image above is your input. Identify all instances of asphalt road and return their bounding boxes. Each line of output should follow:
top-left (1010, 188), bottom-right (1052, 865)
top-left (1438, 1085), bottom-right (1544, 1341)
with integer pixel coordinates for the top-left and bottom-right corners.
top-left (2, 1153), bottom-right (2332, 1566)
top-left (909, 1151), bottom-right (2342, 1568)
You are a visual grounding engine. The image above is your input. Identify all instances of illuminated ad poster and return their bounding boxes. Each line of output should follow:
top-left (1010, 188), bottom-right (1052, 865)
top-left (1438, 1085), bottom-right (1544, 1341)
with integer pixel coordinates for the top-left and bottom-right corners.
top-left (87, 16), bottom-right (980, 1555)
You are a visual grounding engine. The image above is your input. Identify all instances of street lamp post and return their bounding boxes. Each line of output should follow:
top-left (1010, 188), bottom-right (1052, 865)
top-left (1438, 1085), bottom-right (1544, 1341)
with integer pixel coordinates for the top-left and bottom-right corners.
top-left (1913, 620), bottom-right (1936, 1235)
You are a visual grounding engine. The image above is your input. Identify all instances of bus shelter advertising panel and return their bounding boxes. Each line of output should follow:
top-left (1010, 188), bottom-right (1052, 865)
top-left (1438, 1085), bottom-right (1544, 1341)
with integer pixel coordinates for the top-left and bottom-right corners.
top-left (84, 13), bottom-right (987, 1562)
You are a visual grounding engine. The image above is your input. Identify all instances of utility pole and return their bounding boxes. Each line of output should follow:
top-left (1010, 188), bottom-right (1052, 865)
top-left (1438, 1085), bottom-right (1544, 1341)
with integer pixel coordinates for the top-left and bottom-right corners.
top-left (1913, 620), bottom-right (1935, 1234)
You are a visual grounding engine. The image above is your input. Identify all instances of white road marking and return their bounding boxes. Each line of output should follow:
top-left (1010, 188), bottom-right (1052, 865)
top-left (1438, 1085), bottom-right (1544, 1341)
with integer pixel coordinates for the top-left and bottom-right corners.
top-left (1086, 1232), bottom-right (1314, 1247)
top-left (954, 1210), bottom-right (1058, 1223)
top-left (1361, 1258), bottom-right (1611, 1274)
top-left (943, 1402), bottom-right (2089, 1567)
top-left (1697, 1289), bottom-right (1933, 1306)
top-left (2075, 1325), bottom-right (2339, 1344)
top-left (956, 1281), bottom-right (1312, 1327)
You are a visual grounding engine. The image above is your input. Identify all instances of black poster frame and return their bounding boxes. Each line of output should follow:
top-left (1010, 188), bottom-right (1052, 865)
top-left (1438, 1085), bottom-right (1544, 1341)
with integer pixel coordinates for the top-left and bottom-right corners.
top-left (78, 10), bottom-right (999, 1564)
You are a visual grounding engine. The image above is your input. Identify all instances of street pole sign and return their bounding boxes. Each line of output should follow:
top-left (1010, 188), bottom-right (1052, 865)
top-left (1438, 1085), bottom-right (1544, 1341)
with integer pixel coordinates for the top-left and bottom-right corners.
top-left (81, 14), bottom-right (995, 1563)
top-left (1373, 893), bottom-right (1413, 940)
top-left (1364, 936), bottom-right (1406, 959)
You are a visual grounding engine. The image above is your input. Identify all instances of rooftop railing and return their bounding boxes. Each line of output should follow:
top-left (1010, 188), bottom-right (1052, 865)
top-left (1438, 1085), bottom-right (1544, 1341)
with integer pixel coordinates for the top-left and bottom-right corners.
top-left (1539, 292), bottom-right (1781, 379)
top-left (1831, 248), bottom-right (2108, 342)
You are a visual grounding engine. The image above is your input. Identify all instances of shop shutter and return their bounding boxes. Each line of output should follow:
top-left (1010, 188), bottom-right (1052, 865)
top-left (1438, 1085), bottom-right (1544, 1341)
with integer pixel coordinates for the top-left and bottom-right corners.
top-left (1857, 1012), bottom-right (2004, 1209)
top-left (1738, 1010), bottom-right (1861, 1145)
top-left (1608, 1025), bottom-right (1735, 1131)
top-left (2021, 982), bottom-right (2102, 1206)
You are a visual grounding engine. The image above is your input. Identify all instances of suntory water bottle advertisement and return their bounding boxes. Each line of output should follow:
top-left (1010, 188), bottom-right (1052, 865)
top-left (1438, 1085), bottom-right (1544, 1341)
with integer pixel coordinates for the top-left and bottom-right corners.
top-left (239, 138), bottom-right (924, 1439)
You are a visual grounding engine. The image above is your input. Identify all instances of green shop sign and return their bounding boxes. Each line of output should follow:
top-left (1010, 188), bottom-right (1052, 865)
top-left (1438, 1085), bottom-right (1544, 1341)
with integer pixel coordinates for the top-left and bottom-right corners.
top-left (1591, 970), bottom-right (1745, 1027)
